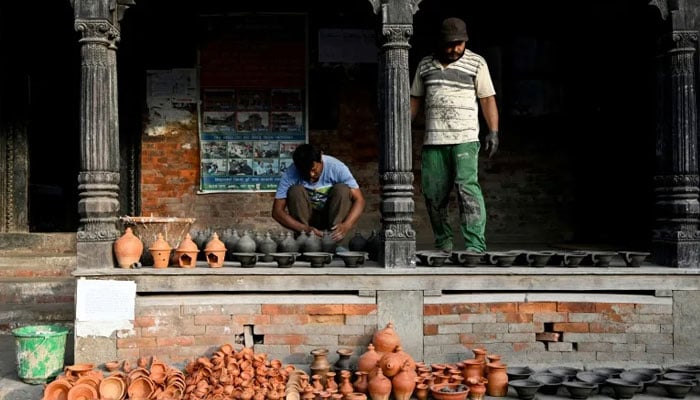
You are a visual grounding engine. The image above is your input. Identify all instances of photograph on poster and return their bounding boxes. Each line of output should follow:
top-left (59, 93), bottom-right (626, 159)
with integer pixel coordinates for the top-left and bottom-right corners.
top-left (203, 89), bottom-right (236, 111)
top-left (228, 158), bottom-right (254, 175)
top-left (237, 89), bottom-right (270, 110)
top-left (228, 141), bottom-right (253, 158)
top-left (202, 141), bottom-right (228, 159)
top-left (254, 141), bottom-right (280, 158)
top-left (202, 159), bottom-right (226, 176)
top-left (203, 112), bottom-right (237, 132)
top-left (271, 88), bottom-right (302, 111)
top-left (280, 141), bottom-right (302, 158)
top-left (236, 112), bottom-right (269, 132)
top-left (253, 159), bottom-right (280, 176)
top-left (271, 111), bottom-right (302, 132)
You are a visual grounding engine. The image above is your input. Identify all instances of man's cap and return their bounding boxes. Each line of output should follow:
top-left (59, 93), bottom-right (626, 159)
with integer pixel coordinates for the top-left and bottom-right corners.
top-left (440, 17), bottom-right (468, 43)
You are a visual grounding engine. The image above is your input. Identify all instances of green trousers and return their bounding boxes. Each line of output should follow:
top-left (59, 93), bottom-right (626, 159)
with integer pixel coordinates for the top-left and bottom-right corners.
top-left (421, 142), bottom-right (487, 252)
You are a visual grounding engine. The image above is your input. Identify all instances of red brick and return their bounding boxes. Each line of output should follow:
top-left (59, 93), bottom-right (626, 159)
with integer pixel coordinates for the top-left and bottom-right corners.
top-left (305, 305), bottom-right (343, 315)
top-left (424, 324), bottom-right (438, 335)
top-left (344, 305), bottom-right (377, 315)
top-left (233, 314), bottom-right (270, 325)
top-left (589, 322), bottom-right (626, 333)
top-left (261, 304), bottom-right (306, 315)
top-left (134, 316), bottom-right (156, 328)
top-left (117, 337), bottom-right (157, 349)
top-left (488, 303), bottom-right (517, 313)
top-left (194, 315), bottom-right (232, 326)
top-left (535, 332), bottom-right (560, 342)
top-left (156, 336), bottom-right (196, 347)
top-left (424, 305), bottom-right (440, 316)
top-left (265, 334), bottom-right (306, 345)
top-left (513, 343), bottom-right (533, 352)
top-left (557, 302), bottom-right (596, 313)
top-left (309, 315), bottom-right (344, 324)
top-left (270, 314), bottom-right (310, 325)
top-left (552, 322), bottom-right (589, 333)
top-left (518, 302), bottom-right (557, 313)
top-left (441, 304), bottom-right (483, 315)
top-left (504, 313), bottom-right (532, 323)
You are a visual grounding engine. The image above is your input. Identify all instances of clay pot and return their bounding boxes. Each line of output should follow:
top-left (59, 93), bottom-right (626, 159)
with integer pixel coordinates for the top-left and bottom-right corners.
top-left (321, 231), bottom-right (337, 253)
top-left (471, 348), bottom-right (487, 376)
top-left (461, 359), bottom-right (483, 380)
top-left (346, 393), bottom-right (368, 400)
top-left (99, 375), bottom-right (126, 400)
top-left (149, 232), bottom-right (172, 268)
top-left (280, 231), bottom-right (300, 253)
top-left (65, 363), bottom-right (95, 378)
top-left (259, 232), bottom-right (278, 262)
top-left (43, 378), bottom-right (73, 400)
top-left (339, 371), bottom-right (354, 396)
top-left (335, 348), bottom-right (354, 374)
top-left (310, 348), bottom-right (331, 387)
top-left (349, 231), bottom-right (367, 252)
top-left (204, 232), bottom-right (227, 267)
top-left (353, 371), bottom-right (369, 394)
top-left (378, 350), bottom-right (403, 378)
top-left (466, 377), bottom-right (487, 400)
top-left (485, 363), bottom-right (508, 396)
top-left (368, 367), bottom-right (392, 400)
top-left (372, 322), bottom-right (401, 353)
top-left (304, 232), bottom-right (322, 252)
top-left (114, 227), bottom-right (143, 268)
top-left (357, 344), bottom-right (381, 373)
top-left (392, 363), bottom-right (417, 400)
top-left (175, 232), bottom-right (199, 268)
top-left (67, 382), bottom-right (99, 400)
top-left (128, 376), bottom-right (155, 399)
top-left (235, 231), bottom-right (257, 253)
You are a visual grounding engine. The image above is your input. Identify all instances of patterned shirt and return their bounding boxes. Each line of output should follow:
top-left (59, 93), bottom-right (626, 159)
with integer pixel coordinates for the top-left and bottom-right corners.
top-left (411, 49), bottom-right (496, 145)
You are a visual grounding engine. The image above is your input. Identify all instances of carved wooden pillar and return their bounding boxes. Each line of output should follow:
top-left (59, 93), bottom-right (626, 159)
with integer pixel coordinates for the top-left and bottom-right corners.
top-left (72, 0), bottom-right (132, 268)
top-left (653, 29), bottom-right (700, 268)
top-left (370, 0), bottom-right (421, 268)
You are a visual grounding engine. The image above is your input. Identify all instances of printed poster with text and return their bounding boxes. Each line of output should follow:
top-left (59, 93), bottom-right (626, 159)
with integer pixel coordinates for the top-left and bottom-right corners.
top-left (198, 14), bottom-right (307, 192)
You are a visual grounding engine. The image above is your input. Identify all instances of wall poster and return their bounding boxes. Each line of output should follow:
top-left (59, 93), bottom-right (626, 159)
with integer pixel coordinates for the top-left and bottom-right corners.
top-left (198, 14), bottom-right (307, 192)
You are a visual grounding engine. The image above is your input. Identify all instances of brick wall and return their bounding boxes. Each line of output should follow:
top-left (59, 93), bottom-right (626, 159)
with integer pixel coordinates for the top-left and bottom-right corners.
top-left (423, 294), bottom-right (673, 366)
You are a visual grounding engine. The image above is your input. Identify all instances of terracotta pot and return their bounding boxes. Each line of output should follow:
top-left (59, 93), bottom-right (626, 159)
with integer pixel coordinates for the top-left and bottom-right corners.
top-left (149, 232), bottom-right (172, 268)
top-left (335, 348), bottom-right (354, 374)
top-left (485, 363), bottom-right (508, 397)
top-left (175, 232), bottom-right (199, 268)
top-left (43, 378), bottom-right (73, 400)
top-left (367, 367), bottom-right (392, 400)
top-left (128, 376), bottom-right (155, 399)
top-left (466, 377), bottom-right (487, 400)
top-left (339, 371), bottom-right (354, 396)
top-left (415, 383), bottom-right (429, 400)
top-left (353, 371), bottom-right (369, 394)
top-left (378, 350), bottom-right (403, 378)
top-left (67, 382), bottom-right (99, 400)
top-left (99, 375), bottom-right (126, 400)
top-left (391, 363), bottom-right (417, 400)
top-left (310, 348), bottom-right (331, 387)
top-left (461, 359), bottom-right (483, 380)
top-left (114, 227), bottom-right (143, 268)
top-left (372, 322), bottom-right (401, 353)
top-left (204, 232), bottom-right (227, 267)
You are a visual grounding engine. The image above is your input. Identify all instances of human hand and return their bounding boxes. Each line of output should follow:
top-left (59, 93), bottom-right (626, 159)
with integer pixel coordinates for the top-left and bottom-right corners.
top-left (484, 130), bottom-right (499, 158)
top-left (309, 227), bottom-right (323, 237)
top-left (330, 222), bottom-right (351, 241)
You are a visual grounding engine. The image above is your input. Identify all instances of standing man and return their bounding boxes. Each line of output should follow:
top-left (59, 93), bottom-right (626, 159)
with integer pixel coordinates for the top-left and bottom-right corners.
top-left (272, 144), bottom-right (365, 241)
top-left (410, 17), bottom-right (499, 253)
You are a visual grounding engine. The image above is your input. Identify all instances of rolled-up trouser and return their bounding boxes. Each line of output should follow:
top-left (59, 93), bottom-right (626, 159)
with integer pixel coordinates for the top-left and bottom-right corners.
top-left (421, 141), bottom-right (487, 252)
top-left (286, 183), bottom-right (353, 231)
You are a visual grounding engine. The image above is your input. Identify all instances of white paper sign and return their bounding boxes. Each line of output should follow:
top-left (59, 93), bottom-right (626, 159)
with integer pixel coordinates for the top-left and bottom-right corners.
top-left (76, 279), bottom-right (136, 322)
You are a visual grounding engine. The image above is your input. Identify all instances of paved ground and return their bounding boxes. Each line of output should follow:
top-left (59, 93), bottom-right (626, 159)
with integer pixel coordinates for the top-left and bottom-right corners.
top-left (1, 333), bottom-right (700, 400)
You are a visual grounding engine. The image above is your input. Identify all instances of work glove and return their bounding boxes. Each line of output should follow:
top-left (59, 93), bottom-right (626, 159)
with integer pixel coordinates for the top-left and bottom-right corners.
top-left (484, 130), bottom-right (499, 158)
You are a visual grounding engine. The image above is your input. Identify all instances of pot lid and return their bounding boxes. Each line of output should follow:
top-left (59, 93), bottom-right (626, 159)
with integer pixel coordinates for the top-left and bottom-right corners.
top-left (176, 233), bottom-right (199, 252)
top-left (205, 232), bottom-right (227, 252)
top-left (149, 233), bottom-right (172, 251)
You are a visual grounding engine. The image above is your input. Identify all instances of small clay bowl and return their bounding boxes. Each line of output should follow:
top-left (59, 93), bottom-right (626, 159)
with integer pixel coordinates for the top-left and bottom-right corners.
top-left (663, 372), bottom-right (699, 384)
top-left (269, 252), bottom-right (300, 268)
top-left (668, 364), bottom-right (700, 374)
top-left (451, 250), bottom-right (484, 267)
top-left (562, 381), bottom-right (597, 399)
top-left (576, 371), bottom-right (608, 386)
top-left (620, 370), bottom-right (656, 391)
top-left (657, 379), bottom-right (697, 398)
top-left (628, 367), bottom-right (663, 378)
top-left (486, 252), bottom-right (518, 267)
top-left (429, 383), bottom-right (469, 400)
top-left (416, 251), bottom-right (450, 267)
top-left (590, 367), bottom-right (625, 378)
top-left (591, 251), bottom-right (617, 267)
top-left (531, 373), bottom-right (564, 395)
top-left (336, 251), bottom-right (367, 267)
top-left (303, 252), bottom-right (333, 267)
top-left (605, 378), bottom-right (642, 399)
top-left (507, 366), bottom-right (535, 381)
top-left (618, 251), bottom-right (650, 267)
top-left (508, 379), bottom-right (543, 400)
top-left (232, 252), bottom-right (260, 267)
top-left (548, 366), bottom-right (582, 381)
top-left (526, 251), bottom-right (554, 267)
top-left (563, 251), bottom-right (587, 267)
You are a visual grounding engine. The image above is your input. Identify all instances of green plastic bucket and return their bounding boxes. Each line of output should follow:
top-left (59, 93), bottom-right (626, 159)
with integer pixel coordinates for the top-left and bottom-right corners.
top-left (12, 324), bottom-right (69, 384)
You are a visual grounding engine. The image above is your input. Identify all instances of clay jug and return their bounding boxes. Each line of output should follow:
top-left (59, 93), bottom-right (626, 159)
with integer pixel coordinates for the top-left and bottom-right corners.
top-left (485, 363), bottom-right (507, 397)
top-left (357, 344), bottom-right (381, 373)
top-left (372, 322), bottom-right (401, 353)
top-left (310, 348), bottom-right (331, 387)
top-left (348, 231), bottom-right (367, 252)
top-left (467, 377), bottom-right (487, 400)
top-left (254, 231), bottom-right (265, 252)
top-left (414, 383), bottom-right (429, 400)
top-left (304, 232), bottom-right (322, 253)
top-left (392, 346), bottom-right (415, 372)
top-left (296, 231), bottom-right (309, 252)
top-left (321, 231), bottom-right (337, 253)
top-left (280, 231), bottom-right (299, 253)
top-left (334, 348), bottom-right (353, 374)
top-left (235, 231), bottom-right (257, 253)
top-left (273, 231), bottom-right (286, 247)
top-left (367, 367), bottom-right (392, 400)
top-left (391, 362), bottom-right (417, 400)
top-left (325, 371), bottom-right (338, 391)
top-left (259, 232), bottom-right (278, 262)
top-left (378, 350), bottom-right (403, 378)
top-left (461, 359), bottom-right (483, 380)
top-left (353, 371), bottom-right (369, 394)
top-left (149, 232), bottom-right (171, 268)
top-left (204, 232), bottom-right (227, 268)
top-left (114, 227), bottom-right (143, 268)
top-left (175, 232), bottom-right (199, 268)
top-left (339, 371), bottom-right (354, 397)
top-left (223, 229), bottom-right (240, 260)
top-left (472, 348), bottom-right (487, 376)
